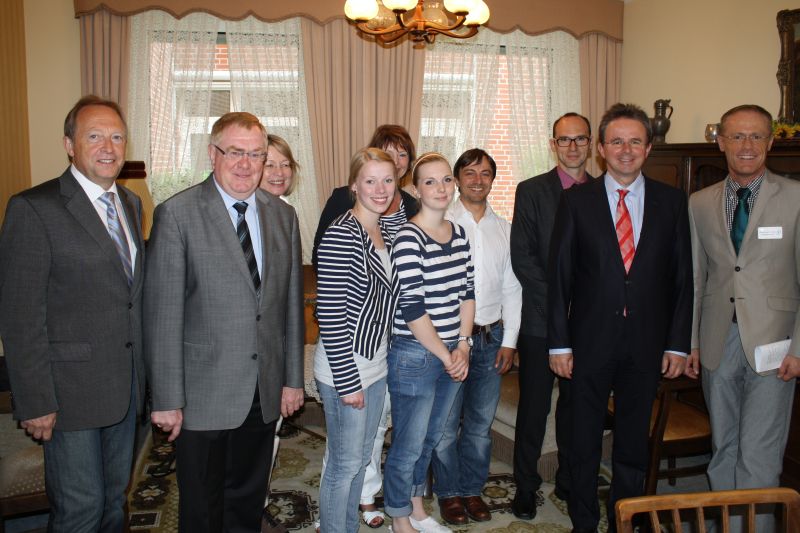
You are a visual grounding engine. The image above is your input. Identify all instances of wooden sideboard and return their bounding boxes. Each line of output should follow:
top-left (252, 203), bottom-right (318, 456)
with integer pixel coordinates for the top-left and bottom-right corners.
top-left (643, 141), bottom-right (800, 492)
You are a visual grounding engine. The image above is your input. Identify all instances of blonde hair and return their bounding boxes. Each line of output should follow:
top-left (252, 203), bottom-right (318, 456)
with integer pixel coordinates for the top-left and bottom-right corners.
top-left (411, 152), bottom-right (451, 187)
top-left (267, 134), bottom-right (301, 195)
top-left (348, 148), bottom-right (396, 200)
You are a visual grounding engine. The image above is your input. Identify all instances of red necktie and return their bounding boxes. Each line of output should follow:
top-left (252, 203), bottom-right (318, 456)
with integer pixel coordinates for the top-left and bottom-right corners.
top-left (616, 189), bottom-right (635, 273)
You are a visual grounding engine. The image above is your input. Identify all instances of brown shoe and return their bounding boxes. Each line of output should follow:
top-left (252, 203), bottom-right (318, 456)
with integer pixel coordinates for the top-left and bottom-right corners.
top-left (463, 495), bottom-right (491, 522)
top-left (438, 496), bottom-right (468, 525)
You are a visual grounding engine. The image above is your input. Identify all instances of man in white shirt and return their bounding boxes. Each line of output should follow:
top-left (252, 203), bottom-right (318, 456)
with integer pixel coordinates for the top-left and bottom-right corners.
top-left (431, 149), bottom-right (522, 525)
top-left (0, 96), bottom-right (145, 532)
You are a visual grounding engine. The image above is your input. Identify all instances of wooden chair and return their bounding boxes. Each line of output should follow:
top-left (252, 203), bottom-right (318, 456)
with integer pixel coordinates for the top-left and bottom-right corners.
top-left (607, 375), bottom-right (711, 494)
top-left (0, 391), bottom-right (49, 533)
top-left (615, 487), bottom-right (800, 533)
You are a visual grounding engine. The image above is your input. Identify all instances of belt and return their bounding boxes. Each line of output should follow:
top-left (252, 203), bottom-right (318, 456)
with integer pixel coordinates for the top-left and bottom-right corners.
top-left (471, 319), bottom-right (502, 336)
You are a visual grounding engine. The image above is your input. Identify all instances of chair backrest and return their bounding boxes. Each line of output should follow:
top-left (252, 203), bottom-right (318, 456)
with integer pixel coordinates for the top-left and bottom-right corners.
top-left (616, 487), bottom-right (800, 533)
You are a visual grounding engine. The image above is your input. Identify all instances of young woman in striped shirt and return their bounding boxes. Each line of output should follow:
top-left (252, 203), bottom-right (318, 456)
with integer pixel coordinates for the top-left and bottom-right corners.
top-left (384, 152), bottom-right (476, 533)
top-left (314, 148), bottom-right (399, 532)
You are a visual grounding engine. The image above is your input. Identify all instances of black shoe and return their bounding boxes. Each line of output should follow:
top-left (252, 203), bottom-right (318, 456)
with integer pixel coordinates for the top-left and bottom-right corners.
top-left (553, 485), bottom-right (569, 501)
top-left (511, 490), bottom-right (537, 520)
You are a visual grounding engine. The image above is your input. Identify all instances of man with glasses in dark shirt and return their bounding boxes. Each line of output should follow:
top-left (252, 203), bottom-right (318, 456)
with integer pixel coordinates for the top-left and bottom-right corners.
top-left (509, 113), bottom-right (595, 519)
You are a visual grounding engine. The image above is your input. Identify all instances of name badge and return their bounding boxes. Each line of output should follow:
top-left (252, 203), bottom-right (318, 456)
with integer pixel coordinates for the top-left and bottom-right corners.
top-left (758, 226), bottom-right (783, 239)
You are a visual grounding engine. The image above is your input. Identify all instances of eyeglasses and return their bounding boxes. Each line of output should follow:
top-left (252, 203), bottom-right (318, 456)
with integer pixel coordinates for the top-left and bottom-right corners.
top-left (718, 133), bottom-right (771, 144)
top-left (265, 161), bottom-right (292, 172)
top-left (554, 136), bottom-right (590, 147)
top-left (212, 145), bottom-right (267, 163)
top-left (604, 138), bottom-right (646, 149)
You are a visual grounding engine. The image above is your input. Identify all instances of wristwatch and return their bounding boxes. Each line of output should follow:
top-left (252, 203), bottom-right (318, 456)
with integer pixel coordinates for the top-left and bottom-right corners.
top-left (457, 335), bottom-right (474, 348)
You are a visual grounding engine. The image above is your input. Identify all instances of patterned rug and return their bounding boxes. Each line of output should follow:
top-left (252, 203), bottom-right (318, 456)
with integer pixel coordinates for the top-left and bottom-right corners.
top-left (127, 423), bottom-right (612, 532)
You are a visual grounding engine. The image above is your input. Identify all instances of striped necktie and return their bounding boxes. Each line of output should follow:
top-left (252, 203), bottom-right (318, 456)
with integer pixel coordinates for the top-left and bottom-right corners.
top-left (615, 189), bottom-right (635, 273)
top-left (233, 201), bottom-right (261, 293)
top-left (98, 191), bottom-right (133, 286)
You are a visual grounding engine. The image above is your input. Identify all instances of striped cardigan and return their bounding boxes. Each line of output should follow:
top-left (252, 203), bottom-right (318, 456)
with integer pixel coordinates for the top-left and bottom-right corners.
top-left (316, 211), bottom-right (400, 395)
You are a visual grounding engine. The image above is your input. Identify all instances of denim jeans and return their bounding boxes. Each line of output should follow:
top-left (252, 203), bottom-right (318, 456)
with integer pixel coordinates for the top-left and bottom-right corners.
top-left (383, 336), bottom-right (463, 518)
top-left (317, 377), bottom-right (387, 533)
top-left (432, 323), bottom-right (503, 498)
top-left (43, 379), bottom-right (137, 533)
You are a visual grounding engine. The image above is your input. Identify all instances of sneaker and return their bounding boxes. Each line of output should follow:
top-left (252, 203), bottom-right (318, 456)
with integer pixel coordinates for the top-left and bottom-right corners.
top-left (409, 515), bottom-right (452, 533)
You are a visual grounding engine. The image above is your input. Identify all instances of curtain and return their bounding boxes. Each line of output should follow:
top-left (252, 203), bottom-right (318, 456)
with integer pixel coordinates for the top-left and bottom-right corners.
top-left (79, 9), bottom-right (130, 109)
top-left (300, 18), bottom-right (425, 203)
top-left (226, 17), bottom-right (320, 263)
top-left (505, 30), bottom-right (581, 181)
top-left (579, 32), bottom-right (622, 177)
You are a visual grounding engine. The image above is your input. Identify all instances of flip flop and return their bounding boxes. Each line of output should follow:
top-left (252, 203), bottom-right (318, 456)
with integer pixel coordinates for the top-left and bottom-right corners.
top-left (361, 508), bottom-right (386, 528)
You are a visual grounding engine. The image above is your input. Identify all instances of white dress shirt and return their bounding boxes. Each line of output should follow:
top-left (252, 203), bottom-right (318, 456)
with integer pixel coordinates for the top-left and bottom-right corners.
top-left (71, 165), bottom-right (138, 268)
top-left (213, 180), bottom-right (263, 275)
top-left (446, 199), bottom-right (522, 349)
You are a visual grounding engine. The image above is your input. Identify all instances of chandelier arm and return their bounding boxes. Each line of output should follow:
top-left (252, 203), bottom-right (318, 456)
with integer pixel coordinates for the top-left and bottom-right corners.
top-left (355, 21), bottom-right (408, 36)
top-left (421, 15), bottom-right (467, 32)
top-left (377, 29), bottom-right (413, 44)
top-left (428, 25), bottom-right (479, 39)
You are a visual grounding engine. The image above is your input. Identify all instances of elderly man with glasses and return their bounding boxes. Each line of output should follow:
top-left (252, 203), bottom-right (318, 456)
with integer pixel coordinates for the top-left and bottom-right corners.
top-left (686, 104), bottom-right (800, 533)
top-left (509, 112), bottom-right (596, 520)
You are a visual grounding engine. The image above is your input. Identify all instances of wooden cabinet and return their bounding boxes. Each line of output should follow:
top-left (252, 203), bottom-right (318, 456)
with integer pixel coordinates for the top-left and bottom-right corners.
top-left (643, 141), bottom-right (800, 492)
top-left (642, 141), bottom-right (800, 194)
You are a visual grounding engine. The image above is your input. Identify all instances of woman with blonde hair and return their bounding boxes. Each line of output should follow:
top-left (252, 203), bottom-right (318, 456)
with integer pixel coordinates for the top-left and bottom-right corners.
top-left (260, 134), bottom-right (300, 198)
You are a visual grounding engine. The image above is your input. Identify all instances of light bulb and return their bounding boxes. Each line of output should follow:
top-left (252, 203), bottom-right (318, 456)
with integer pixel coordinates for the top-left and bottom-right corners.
top-left (464, 0), bottom-right (489, 25)
top-left (443, 0), bottom-right (477, 14)
top-left (344, 0), bottom-right (380, 21)
top-left (383, 0), bottom-right (418, 11)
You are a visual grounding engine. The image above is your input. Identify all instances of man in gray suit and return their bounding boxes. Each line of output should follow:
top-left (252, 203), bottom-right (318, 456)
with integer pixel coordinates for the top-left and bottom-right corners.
top-left (687, 104), bottom-right (800, 532)
top-left (0, 95), bottom-right (144, 532)
top-left (145, 112), bottom-right (304, 533)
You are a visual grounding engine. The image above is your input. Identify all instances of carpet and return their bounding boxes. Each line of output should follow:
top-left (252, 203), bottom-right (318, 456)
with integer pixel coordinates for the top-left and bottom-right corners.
top-left (127, 422), bottom-right (613, 532)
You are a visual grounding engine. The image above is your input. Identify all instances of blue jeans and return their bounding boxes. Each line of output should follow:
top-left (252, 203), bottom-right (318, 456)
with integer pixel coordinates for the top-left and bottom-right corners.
top-left (318, 377), bottom-right (387, 533)
top-left (432, 323), bottom-right (503, 497)
top-left (383, 336), bottom-right (463, 518)
top-left (43, 379), bottom-right (137, 533)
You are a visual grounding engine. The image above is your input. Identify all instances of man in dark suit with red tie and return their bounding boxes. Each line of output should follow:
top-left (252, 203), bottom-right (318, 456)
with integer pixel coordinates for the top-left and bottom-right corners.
top-left (547, 103), bottom-right (693, 533)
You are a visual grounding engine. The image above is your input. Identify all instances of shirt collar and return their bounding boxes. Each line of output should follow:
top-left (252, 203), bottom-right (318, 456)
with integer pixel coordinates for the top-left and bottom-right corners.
top-left (70, 164), bottom-right (119, 202)
top-left (604, 172), bottom-right (644, 197)
top-left (448, 197), bottom-right (496, 224)
top-left (725, 171), bottom-right (765, 195)
top-left (212, 175), bottom-right (257, 211)
top-left (556, 166), bottom-right (587, 189)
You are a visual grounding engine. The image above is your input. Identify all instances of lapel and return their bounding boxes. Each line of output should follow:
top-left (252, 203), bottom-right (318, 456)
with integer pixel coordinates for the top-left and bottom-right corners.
top-left (709, 180), bottom-right (735, 257)
top-left (632, 176), bottom-right (659, 270)
top-left (59, 169), bottom-right (133, 289)
top-left (588, 177), bottom-right (627, 275)
top-left (255, 189), bottom-right (273, 295)
top-left (117, 186), bottom-right (145, 295)
top-left (741, 170), bottom-right (778, 252)
top-left (200, 176), bottom-right (259, 297)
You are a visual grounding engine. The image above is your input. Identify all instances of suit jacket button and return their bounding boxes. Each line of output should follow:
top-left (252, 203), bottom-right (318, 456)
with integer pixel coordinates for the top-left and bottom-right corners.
top-left (730, 297), bottom-right (735, 302)
top-left (125, 342), bottom-right (133, 348)
top-left (735, 266), bottom-right (741, 272)
top-left (256, 314), bottom-right (261, 321)
top-left (128, 302), bottom-right (133, 309)
top-left (251, 353), bottom-right (258, 360)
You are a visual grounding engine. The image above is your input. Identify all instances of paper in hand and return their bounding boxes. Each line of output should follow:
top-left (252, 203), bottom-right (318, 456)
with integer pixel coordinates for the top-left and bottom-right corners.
top-left (754, 339), bottom-right (791, 373)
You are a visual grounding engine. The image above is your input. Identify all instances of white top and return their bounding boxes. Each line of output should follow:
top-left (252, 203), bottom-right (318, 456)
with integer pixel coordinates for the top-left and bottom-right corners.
top-left (446, 199), bottom-right (522, 349)
top-left (314, 247), bottom-right (391, 392)
top-left (71, 165), bottom-right (137, 267)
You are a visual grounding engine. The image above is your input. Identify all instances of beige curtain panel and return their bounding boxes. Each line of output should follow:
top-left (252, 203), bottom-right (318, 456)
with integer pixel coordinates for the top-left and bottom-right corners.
top-left (74, 0), bottom-right (623, 41)
top-left (80, 9), bottom-right (130, 108)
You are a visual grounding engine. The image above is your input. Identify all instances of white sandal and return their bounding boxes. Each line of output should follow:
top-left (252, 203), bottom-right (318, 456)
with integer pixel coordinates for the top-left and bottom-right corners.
top-left (361, 508), bottom-right (386, 528)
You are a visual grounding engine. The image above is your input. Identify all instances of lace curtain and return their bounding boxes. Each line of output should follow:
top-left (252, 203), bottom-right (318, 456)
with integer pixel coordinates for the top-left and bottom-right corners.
top-left (419, 28), bottom-right (580, 182)
top-left (127, 12), bottom-right (319, 263)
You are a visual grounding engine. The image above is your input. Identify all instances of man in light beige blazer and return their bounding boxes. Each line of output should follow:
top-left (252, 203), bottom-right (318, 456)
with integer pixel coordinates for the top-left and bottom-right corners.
top-left (687, 104), bottom-right (800, 532)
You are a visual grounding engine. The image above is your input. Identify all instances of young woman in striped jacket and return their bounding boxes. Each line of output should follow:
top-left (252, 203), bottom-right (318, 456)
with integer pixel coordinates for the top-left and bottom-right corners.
top-left (313, 148), bottom-right (399, 532)
top-left (384, 152), bottom-right (476, 533)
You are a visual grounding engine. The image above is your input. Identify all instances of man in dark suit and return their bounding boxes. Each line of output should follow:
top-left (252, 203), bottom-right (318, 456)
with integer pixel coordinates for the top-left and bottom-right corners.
top-left (145, 112), bottom-right (305, 533)
top-left (0, 95), bottom-right (145, 532)
top-left (510, 112), bottom-right (595, 519)
top-left (548, 103), bottom-right (692, 533)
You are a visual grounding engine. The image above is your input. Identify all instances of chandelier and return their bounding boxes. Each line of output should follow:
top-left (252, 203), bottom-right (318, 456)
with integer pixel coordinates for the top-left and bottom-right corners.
top-left (343, 0), bottom-right (491, 45)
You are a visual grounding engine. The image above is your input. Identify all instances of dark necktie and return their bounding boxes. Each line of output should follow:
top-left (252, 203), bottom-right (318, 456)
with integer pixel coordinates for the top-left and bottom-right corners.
top-left (98, 191), bottom-right (133, 286)
top-left (731, 187), bottom-right (751, 255)
top-left (233, 201), bottom-right (261, 292)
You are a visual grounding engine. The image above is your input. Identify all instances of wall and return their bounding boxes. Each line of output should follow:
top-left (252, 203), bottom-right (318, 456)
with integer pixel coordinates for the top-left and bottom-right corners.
top-left (24, 0), bottom-right (81, 185)
top-left (621, 0), bottom-right (794, 143)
